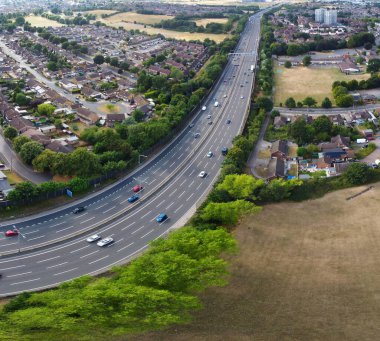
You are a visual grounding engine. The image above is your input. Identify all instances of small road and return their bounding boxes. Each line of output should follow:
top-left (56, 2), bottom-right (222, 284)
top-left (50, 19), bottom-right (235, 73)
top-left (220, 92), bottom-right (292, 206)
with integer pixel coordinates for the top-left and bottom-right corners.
top-left (362, 137), bottom-right (380, 164)
top-left (275, 104), bottom-right (379, 116)
top-left (0, 131), bottom-right (51, 183)
top-left (247, 111), bottom-right (271, 178)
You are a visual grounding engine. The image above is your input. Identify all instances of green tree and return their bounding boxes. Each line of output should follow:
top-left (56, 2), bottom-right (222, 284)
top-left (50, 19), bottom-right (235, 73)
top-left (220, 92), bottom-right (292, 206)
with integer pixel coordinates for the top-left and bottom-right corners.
top-left (367, 59), bottom-right (380, 73)
top-left (13, 135), bottom-right (31, 153)
top-left (132, 109), bottom-right (144, 122)
top-left (6, 181), bottom-right (39, 202)
top-left (3, 126), bottom-right (18, 140)
top-left (321, 97), bottom-right (332, 109)
top-left (14, 92), bottom-right (30, 106)
top-left (32, 149), bottom-right (57, 172)
top-left (284, 61), bottom-right (292, 68)
top-left (256, 97), bottom-right (273, 112)
top-left (335, 94), bottom-right (354, 107)
top-left (15, 16), bottom-right (26, 26)
top-left (37, 103), bottom-right (56, 117)
top-left (259, 179), bottom-right (302, 202)
top-left (344, 163), bottom-right (373, 185)
top-left (200, 200), bottom-right (261, 225)
top-left (216, 174), bottom-right (265, 200)
top-left (20, 141), bottom-right (44, 165)
top-left (332, 85), bottom-right (348, 98)
top-left (288, 117), bottom-right (315, 145)
top-left (93, 54), bottom-right (105, 65)
top-left (69, 148), bottom-right (101, 177)
top-left (285, 97), bottom-right (296, 108)
top-left (302, 96), bottom-right (317, 108)
top-left (312, 115), bottom-right (332, 135)
top-left (302, 55), bottom-right (312, 66)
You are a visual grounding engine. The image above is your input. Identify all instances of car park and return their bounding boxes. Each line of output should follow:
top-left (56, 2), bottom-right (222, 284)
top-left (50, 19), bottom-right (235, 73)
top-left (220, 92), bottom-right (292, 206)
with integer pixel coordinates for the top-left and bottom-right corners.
top-left (128, 194), bottom-right (139, 203)
top-left (133, 185), bottom-right (143, 193)
top-left (86, 234), bottom-right (101, 243)
top-left (73, 207), bottom-right (85, 214)
top-left (207, 151), bottom-right (213, 158)
top-left (198, 171), bottom-right (207, 178)
top-left (5, 230), bottom-right (18, 237)
top-left (156, 213), bottom-right (168, 223)
top-left (97, 237), bottom-right (114, 247)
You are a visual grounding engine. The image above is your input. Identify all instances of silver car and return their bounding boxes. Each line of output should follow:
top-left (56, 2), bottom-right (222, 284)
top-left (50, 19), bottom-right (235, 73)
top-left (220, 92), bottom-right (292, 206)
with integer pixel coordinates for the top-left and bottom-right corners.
top-left (86, 234), bottom-right (101, 243)
top-left (97, 237), bottom-right (114, 247)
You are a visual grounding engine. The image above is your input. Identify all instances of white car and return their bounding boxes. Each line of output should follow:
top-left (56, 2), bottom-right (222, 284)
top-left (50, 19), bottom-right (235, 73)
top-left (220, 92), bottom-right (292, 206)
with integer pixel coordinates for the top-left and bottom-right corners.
top-left (97, 237), bottom-right (114, 247)
top-left (223, 94), bottom-right (227, 98)
top-left (207, 115), bottom-right (211, 119)
top-left (86, 234), bottom-right (101, 243)
top-left (198, 171), bottom-right (207, 178)
top-left (240, 96), bottom-right (244, 99)
top-left (202, 106), bottom-right (207, 111)
top-left (207, 151), bottom-right (213, 158)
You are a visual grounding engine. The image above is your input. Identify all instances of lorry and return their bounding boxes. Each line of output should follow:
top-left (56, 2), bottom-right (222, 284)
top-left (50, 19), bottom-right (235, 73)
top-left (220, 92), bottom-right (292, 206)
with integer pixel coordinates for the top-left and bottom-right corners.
top-left (214, 101), bottom-right (219, 107)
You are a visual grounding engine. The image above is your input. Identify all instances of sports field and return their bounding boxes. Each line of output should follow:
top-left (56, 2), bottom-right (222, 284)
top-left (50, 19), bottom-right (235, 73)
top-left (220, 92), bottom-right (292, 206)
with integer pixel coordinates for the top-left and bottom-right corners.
top-left (130, 184), bottom-right (380, 341)
top-left (273, 63), bottom-right (369, 106)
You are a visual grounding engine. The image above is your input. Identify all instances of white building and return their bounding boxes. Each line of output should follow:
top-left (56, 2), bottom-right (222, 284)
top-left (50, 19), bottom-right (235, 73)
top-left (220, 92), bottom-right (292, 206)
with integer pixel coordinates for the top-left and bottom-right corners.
top-left (315, 8), bottom-right (325, 23)
top-left (325, 10), bottom-right (338, 26)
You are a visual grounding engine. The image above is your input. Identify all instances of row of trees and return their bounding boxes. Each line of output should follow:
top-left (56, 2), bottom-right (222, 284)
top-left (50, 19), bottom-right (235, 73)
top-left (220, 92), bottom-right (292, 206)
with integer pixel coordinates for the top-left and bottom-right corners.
top-left (284, 96), bottom-right (332, 109)
top-left (0, 227), bottom-right (236, 340)
top-left (41, 12), bottom-right (94, 26)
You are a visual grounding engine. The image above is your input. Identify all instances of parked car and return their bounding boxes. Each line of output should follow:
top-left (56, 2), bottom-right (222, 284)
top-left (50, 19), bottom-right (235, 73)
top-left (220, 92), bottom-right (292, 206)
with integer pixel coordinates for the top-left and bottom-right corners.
top-left (86, 234), bottom-right (101, 243)
top-left (226, 119), bottom-right (231, 124)
top-left (202, 106), bottom-right (207, 111)
top-left (189, 123), bottom-right (195, 128)
top-left (73, 207), bottom-right (85, 214)
top-left (207, 115), bottom-right (211, 119)
top-left (208, 121), bottom-right (213, 125)
top-left (221, 147), bottom-right (228, 156)
top-left (133, 185), bottom-right (143, 193)
top-left (193, 133), bottom-right (200, 138)
top-left (156, 213), bottom-right (168, 223)
top-left (128, 194), bottom-right (139, 203)
top-left (207, 151), bottom-right (213, 158)
top-left (97, 237), bottom-right (114, 247)
top-left (5, 230), bottom-right (18, 237)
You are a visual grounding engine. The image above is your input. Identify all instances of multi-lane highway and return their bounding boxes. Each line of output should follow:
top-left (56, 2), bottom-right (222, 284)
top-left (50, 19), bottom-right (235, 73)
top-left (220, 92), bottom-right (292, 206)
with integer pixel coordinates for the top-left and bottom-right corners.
top-left (0, 10), bottom-right (266, 296)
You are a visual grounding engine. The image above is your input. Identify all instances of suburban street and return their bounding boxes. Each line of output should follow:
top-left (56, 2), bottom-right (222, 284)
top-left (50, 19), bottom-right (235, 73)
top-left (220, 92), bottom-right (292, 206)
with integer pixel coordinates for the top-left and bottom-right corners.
top-left (275, 104), bottom-right (379, 116)
top-left (0, 10), bottom-right (269, 296)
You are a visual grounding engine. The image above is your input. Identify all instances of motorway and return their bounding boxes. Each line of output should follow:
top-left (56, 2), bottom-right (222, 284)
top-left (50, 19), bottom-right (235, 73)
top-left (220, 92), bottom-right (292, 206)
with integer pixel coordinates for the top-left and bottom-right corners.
top-left (0, 11), bottom-right (265, 296)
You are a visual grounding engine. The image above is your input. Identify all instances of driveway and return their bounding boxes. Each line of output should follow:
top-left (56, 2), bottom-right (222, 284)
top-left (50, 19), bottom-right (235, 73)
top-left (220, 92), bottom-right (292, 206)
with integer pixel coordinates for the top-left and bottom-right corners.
top-left (0, 132), bottom-right (51, 184)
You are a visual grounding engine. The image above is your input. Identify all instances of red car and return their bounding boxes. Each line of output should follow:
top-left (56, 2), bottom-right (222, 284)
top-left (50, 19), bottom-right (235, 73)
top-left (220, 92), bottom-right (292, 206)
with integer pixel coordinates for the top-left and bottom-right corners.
top-left (133, 185), bottom-right (144, 193)
top-left (5, 230), bottom-right (18, 237)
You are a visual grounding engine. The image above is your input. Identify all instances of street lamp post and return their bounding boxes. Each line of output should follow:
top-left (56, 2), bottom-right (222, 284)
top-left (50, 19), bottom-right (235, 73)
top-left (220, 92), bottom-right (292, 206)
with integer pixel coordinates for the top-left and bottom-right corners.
top-left (138, 154), bottom-right (148, 165)
top-left (13, 225), bottom-right (26, 253)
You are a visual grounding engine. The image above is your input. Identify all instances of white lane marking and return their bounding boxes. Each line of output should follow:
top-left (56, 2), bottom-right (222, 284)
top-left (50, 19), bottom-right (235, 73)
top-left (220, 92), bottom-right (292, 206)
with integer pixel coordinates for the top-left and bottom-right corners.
top-left (196, 182), bottom-right (203, 190)
top-left (75, 212), bottom-right (88, 218)
top-left (166, 202), bottom-right (175, 210)
top-left (46, 262), bottom-right (68, 269)
top-left (131, 225), bottom-right (145, 235)
top-left (56, 225), bottom-right (74, 233)
top-left (102, 206), bottom-right (116, 214)
top-left (50, 222), bottom-right (65, 228)
top-left (10, 278), bottom-right (40, 286)
top-left (0, 264), bottom-right (26, 271)
top-left (188, 180), bottom-right (195, 188)
top-left (53, 268), bottom-right (78, 276)
top-left (80, 250), bottom-right (100, 259)
top-left (121, 221), bottom-right (136, 231)
top-left (186, 193), bottom-right (194, 201)
top-left (174, 204), bottom-right (184, 214)
top-left (6, 271), bottom-right (32, 278)
top-left (117, 242), bottom-right (134, 253)
top-left (178, 190), bottom-right (186, 199)
top-left (179, 179), bottom-right (186, 186)
top-left (95, 203), bottom-right (108, 210)
top-left (169, 188), bottom-right (178, 197)
top-left (156, 199), bottom-right (165, 207)
top-left (120, 197), bottom-right (131, 204)
top-left (23, 230), bottom-right (39, 235)
top-left (88, 255), bottom-right (109, 265)
top-left (0, 242), bottom-right (18, 247)
top-left (140, 211), bottom-right (151, 219)
top-left (112, 195), bottom-right (121, 201)
top-left (189, 170), bottom-right (195, 177)
top-left (28, 235), bottom-right (45, 242)
top-left (70, 245), bottom-right (90, 254)
top-left (80, 216), bottom-right (96, 224)
top-left (37, 256), bottom-right (60, 263)
top-left (140, 229), bottom-right (154, 239)
top-left (169, 161), bottom-right (176, 168)
top-left (177, 153), bottom-right (184, 160)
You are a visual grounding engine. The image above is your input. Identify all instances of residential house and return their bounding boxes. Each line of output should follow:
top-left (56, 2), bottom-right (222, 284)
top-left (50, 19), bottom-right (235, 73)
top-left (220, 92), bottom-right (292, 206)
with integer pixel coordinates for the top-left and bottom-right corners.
top-left (267, 157), bottom-right (286, 180)
top-left (271, 140), bottom-right (288, 159)
top-left (76, 107), bottom-right (99, 125)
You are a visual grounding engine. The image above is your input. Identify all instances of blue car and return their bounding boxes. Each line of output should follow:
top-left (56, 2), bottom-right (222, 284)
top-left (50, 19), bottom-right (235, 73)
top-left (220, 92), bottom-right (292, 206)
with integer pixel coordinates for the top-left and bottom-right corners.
top-left (156, 213), bottom-right (168, 223)
top-left (128, 194), bottom-right (139, 203)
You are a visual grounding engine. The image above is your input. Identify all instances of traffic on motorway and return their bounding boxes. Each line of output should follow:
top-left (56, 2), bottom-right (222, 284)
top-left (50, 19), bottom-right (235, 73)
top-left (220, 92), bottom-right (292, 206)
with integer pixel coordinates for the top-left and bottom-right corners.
top-left (0, 10), bottom-right (268, 296)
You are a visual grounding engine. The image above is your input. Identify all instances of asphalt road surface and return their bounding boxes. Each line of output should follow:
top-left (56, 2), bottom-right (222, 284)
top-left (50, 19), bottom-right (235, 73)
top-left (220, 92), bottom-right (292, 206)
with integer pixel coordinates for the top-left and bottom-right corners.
top-left (0, 10), bottom-right (269, 297)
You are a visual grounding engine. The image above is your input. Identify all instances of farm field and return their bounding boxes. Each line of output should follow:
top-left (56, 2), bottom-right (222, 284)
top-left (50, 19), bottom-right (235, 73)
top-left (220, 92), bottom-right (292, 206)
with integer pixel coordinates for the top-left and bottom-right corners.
top-left (273, 63), bottom-right (370, 106)
top-left (194, 18), bottom-right (229, 27)
top-left (24, 15), bottom-right (65, 27)
top-left (130, 184), bottom-right (380, 341)
top-left (81, 9), bottom-right (118, 17)
top-left (102, 12), bottom-right (174, 25)
top-left (100, 18), bottom-right (229, 42)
